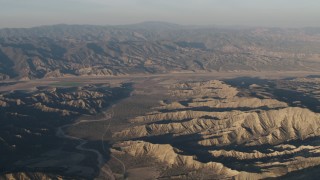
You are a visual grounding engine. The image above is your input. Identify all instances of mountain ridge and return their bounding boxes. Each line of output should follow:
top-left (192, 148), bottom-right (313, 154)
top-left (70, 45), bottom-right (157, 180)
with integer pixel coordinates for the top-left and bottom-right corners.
top-left (1, 23), bottom-right (320, 80)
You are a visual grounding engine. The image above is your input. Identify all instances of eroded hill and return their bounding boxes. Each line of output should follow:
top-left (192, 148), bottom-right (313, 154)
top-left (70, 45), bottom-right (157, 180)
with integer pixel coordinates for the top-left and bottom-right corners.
top-left (0, 83), bottom-right (131, 179)
top-left (112, 80), bottom-right (320, 179)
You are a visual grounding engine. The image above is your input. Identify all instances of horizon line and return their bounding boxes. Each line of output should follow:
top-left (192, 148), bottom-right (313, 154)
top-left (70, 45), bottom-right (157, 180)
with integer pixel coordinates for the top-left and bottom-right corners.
top-left (1, 21), bottom-right (320, 30)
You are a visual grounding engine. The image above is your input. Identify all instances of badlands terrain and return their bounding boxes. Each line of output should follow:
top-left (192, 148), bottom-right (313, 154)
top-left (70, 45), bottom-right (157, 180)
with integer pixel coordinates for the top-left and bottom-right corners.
top-left (1, 22), bottom-right (320, 179)
top-left (1, 72), bottom-right (320, 179)
top-left (1, 22), bottom-right (320, 80)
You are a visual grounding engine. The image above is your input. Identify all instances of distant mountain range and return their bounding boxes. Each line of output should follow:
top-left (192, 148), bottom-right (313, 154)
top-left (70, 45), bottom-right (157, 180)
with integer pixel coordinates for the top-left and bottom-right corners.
top-left (1, 22), bottom-right (320, 80)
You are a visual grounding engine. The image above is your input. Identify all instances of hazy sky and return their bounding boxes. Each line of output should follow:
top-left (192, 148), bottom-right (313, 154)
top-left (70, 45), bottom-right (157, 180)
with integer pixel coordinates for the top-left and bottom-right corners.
top-left (0, 0), bottom-right (319, 28)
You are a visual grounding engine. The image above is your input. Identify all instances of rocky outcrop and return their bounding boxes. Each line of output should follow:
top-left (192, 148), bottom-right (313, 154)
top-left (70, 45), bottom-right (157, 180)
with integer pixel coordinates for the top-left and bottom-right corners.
top-left (26, 86), bottom-right (112, 115)
top-left (113, 141), bottom-right (320, 179)
top-left (198, 107), bottom-right (320, 146)
top-left (113, 141), bottom-right (239, 177)
top-left (210, 145), bottom-right (320, 160)
top-left (116, 107), bottom-right (320, 146)
top-left (169, 80), bottom-right (239, 99)
top-left (184, 97), bottom-right (287, 109)
top-left (1, 172), bottom-right (64, 180)
top-left (33, 102), bottom-right (76, 116)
